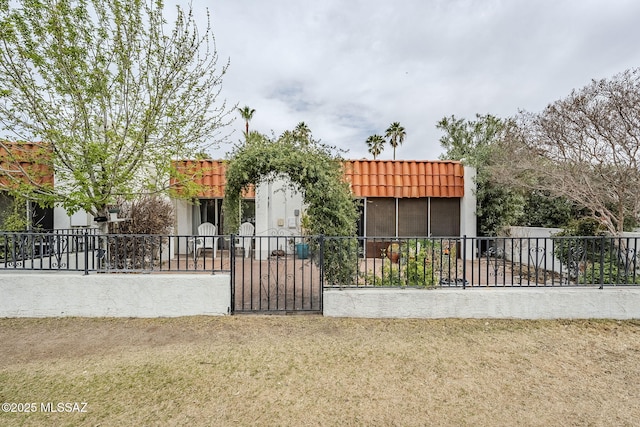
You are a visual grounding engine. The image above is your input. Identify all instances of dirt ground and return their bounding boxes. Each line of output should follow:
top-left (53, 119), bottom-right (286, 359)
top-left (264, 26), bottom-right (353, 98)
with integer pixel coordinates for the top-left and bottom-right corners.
top-left (1, 316), bottom-right (639, 426)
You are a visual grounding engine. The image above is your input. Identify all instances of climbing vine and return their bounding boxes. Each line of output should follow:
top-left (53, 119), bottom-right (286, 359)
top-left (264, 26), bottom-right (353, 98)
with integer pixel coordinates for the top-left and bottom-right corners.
top-left (224, 130), bottom-right (357, 236)
top-left (223, 128), bottom-right (359, 285)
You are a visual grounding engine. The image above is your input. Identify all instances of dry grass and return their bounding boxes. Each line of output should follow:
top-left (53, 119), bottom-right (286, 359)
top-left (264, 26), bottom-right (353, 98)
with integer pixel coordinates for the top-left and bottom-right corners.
top-left (1, 316), bottom-right (639, 426)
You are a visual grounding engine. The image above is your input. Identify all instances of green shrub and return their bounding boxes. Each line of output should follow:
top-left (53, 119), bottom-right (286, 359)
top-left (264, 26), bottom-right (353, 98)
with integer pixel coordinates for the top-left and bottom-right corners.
top-left (366, 239), bottom-right (459, 288)
top-left (322, 237), bottom-right (359, 287)
top-left (553, 218), bottom-right (639, 285)
top-left (578, 255), bottom-right (640, 285)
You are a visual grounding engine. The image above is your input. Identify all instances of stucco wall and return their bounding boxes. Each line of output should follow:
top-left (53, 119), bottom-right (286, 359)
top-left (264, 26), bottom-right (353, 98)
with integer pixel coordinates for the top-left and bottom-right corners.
top-left (5, 273), bottom-right (639, 319)
top-left (255, 178), bottom-right (305, 260)
top-left (323, 288), bottom-right (640, 319)
top-left (460, 166), bottom-right (477, 256)
top-left (508, 226), bottom-right (640, 239)
top-left (0, 273), bottom-right (230, 317)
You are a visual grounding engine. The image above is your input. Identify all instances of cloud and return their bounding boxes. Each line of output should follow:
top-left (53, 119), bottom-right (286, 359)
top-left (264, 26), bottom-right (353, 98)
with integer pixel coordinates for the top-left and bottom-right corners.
top-left (184, 0), bottom-right (640, 160)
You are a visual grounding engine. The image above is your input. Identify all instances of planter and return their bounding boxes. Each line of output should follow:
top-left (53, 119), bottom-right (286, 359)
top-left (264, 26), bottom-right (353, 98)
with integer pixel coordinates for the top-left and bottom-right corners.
top-left (366, 241), bottom-right (391, 259)
top-left (295, 243), bottom-right (309, 259)
top-left (387, 242), bottom-right (401, 264)
top-left (108, 208), bottom-right (120, 222)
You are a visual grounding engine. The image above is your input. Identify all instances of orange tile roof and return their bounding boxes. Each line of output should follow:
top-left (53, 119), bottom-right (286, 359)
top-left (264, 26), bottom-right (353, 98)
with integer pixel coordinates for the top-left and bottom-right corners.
top-left (0, 142), bottom-right (54, 188)
top-left (344, 160), bottom-right (464, 198)
top-left (172, 159), bottom-right (464, 199)
top-left (171, 160), bottom-right (255, 198)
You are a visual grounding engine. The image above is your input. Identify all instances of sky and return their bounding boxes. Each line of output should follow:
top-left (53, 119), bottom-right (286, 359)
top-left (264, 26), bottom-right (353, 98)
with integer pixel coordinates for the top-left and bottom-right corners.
top-left (182, 0), bottom-right (640, 161)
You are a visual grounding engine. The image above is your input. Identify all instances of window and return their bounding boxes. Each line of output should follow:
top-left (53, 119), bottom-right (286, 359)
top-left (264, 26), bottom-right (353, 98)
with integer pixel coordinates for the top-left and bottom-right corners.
top-left (363, 197), bottom-right (460, 238)
top-left (365, 198), bottom-right (395, 237)
top-left (430, 198), bottom-right (460, 236)
top-left (398, 199), bottom-right (428, 237)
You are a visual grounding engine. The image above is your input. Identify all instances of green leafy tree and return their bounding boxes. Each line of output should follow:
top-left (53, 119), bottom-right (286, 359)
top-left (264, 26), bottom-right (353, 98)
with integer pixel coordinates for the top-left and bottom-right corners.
top-left (293, 122), bottom-right (311, 144)
top-left (438, 114), bottom-right (524, 236)
top-left (520, 190), bottom-right (580, 228)
top-left (365, 134), bottom-right (385, 159)
top-left (0, 0), bottom-right (232, 219)
top-left (385, 122), bottom-right (405, 160)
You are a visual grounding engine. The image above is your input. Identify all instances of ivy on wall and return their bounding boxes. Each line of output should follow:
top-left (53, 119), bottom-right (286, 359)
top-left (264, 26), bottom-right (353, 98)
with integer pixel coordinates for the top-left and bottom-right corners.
top-left (223, 129), bottom-right (359, 286)
top-left (223, 131), bottom-right (358, 237)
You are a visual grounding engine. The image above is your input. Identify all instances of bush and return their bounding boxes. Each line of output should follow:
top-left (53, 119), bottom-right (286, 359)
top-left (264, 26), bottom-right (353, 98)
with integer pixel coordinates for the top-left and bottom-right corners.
top-left (364, 239), bottom-right (459, 288)
top-left (106, 196), bottom-right (174, 270)
top-left (320, 237), bottom-right (359, 287)
top-left (553, 218), bottom-right (639, 284)
top-left (109, 195), bottom-right (174, 235)
top-left (579, 258), bottom-right (640, 285)
top-left (0, 194), bottom-right (30, 231)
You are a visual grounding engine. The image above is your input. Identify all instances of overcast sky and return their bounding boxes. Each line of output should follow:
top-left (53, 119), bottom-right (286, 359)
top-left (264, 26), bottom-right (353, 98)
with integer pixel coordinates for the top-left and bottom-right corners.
top-left (185, 0), bottom-right (640, 160)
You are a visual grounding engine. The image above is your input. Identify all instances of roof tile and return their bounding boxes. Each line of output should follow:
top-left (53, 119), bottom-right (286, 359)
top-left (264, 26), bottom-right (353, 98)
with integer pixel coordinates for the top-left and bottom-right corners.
top-left (171, 159), bottom-right (466, 199)
top-left (0, 142), bottom-right (54, 188)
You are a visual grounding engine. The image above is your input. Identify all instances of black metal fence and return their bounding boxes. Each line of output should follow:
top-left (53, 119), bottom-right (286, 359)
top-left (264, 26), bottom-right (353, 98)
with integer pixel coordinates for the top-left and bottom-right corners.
top-left (0, 229), bottom-right (231, 274)
top-left (231, 235), bottom-right (322, 313)
top-left (0, 229), bottom-right (98, 272)
top-left (324, 235), bottom-right (640, 288)
top-left (1, 231), bottom-right (638, 288)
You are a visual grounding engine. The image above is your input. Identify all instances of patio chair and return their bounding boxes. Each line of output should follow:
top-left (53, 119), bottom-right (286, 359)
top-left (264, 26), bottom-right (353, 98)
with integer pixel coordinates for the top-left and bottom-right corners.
top-left (194, 222), bottom-right (218, 259)
top-left (237, 222), bottom-right (255, 258)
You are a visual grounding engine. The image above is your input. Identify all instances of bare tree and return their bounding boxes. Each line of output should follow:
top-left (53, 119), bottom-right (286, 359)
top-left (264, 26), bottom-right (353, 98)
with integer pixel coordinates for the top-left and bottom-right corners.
top-left (495, 69), bottom-right (640, 235)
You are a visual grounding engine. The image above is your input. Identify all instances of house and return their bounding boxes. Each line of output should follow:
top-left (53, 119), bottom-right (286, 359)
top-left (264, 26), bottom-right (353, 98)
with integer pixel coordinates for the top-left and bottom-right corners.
top-left (344, 160), bottom-right (474, 237)
top-left (0, 142), bottom-right (477, 258)
top-left (170, 159), bottom-right (476, 257)
top-left (0, 141), bottom-right (55, 229)
top-left (0, 141), bottom-right (107, 230)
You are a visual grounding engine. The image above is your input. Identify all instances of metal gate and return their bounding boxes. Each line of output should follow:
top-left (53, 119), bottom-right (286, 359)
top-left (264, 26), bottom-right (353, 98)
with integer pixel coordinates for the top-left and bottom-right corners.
top-left (230, 235), bottom-right (323, 314)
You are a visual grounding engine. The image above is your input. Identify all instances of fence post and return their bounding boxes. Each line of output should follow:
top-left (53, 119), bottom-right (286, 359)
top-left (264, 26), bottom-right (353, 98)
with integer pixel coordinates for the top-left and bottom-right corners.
top-left (599, 235), bottom-right (605, 289)
top-left (319, 235), bottom-right (325, 288)
top-left (230, 234), bottom-right (235, 311)
top-left (462, 235), bottom-right (467, 289)
top-left (83, 230), bottom-right (89, 275)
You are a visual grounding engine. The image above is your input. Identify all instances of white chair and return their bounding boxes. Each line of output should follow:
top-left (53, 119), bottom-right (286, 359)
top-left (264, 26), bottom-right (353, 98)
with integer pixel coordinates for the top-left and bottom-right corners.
top-left (237, 222), bottom-right (255, 258)
top-left (194, 222), bottom-right (218, 259)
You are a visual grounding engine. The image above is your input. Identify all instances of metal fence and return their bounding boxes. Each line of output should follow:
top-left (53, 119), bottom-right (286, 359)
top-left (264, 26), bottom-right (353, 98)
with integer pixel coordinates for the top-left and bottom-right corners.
top-left (231, 235), bottom-right (322, 313)
top-left (1, 231), bottom-right (638, 288)
top-left (0, 229), bottom-right (231, 274)
top-left (327, 235), bottom-right (640, 288)
top-left (0, 229), bottom-right (98, 272)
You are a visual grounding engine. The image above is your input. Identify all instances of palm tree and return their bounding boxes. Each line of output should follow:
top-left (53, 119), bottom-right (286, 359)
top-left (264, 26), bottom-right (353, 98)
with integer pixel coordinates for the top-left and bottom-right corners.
top-left (237, 105), bottom-right (256, 137)
top-left (385, 122), bottom-right (406, 160)
top-left (366, 134), bottom-right (385, 159)
top-left (294, 121), bottom-right (311, 144)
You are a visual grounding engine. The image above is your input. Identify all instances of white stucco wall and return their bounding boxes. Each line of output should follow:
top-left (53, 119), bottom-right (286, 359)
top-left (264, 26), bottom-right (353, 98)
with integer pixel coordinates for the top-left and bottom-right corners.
top-left (4, 273), bottom-right (639, 319)
top-left (174, 199), bottom-right (191, 235)
top-left (460, 166), bottom-right (477, 255)
top-left (254, 176), bottom-right (305, 260)
top-left (504, 226), bottom-right (640, 277)
top-left (324, 287), bottom-right (640, 319)
top-left (0, 273), bottom-right (230, 317)
top-left (172, 198), bottom-right (193, 254)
